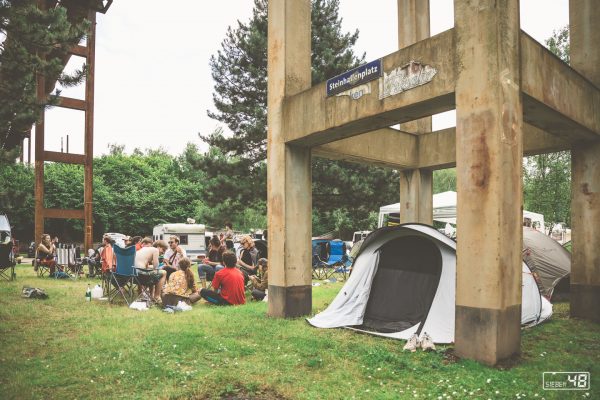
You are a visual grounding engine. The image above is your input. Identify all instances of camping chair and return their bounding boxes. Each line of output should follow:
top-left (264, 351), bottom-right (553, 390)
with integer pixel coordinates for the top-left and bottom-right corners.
top-left (312, 240), bottom-right (349, 280)
top-left (0, 242), bottom-right (16, 281)
top-left (107, 244), bottom-right (137, 305)
top-left (34, 249), bottom-right (52, 278)
top-left (132, 267), bottom-right (160, 305)
top-left (61, 244), bottom-right (84, 279)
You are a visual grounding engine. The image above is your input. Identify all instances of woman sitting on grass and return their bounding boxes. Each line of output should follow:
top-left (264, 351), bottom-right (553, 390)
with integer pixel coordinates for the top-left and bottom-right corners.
top-left (161, 257), bottom-right (200, 306)
top-left (197, 236), bottom-right (226, 287)
top-left (200, 251), bottom-right (245, 306)
top-left (249, 258), bottom-right (268, 301)
top-left (237, 235), bottom-right (258, 281)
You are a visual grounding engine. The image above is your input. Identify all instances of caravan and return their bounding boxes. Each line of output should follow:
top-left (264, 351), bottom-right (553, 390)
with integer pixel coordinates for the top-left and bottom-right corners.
top-left (152, 223), bottom-right (207, 258)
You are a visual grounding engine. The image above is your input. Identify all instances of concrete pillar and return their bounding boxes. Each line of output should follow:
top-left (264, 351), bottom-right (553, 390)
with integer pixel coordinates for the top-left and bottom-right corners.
top-left (398, 0), bottom-right (433, 223)
top-left (400, 170), bottom-right (433, 224)
top-left (454, 0), bottom-right (523, 365)
top-left (569, 0), bottom-right (600, 322)
top-left (267, 0), bottom-right (313, 318)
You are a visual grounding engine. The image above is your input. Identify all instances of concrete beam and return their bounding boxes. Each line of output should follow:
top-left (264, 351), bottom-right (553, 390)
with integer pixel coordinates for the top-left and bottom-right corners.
top-left (283, 28), bottom-right (600, 151)
top-left (417, 124), bottom-right (570, 170)
top-left (283, 29), bottom-right (456, 147)
top-left (521, 33), bottom-right (600, 141)
top-left (312, 128), bottom-right (417, 169)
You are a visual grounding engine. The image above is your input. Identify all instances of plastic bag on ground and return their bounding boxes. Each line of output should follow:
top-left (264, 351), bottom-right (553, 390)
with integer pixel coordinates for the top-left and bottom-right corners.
top-left (175, 301), bottom-right (192, 311)
top-left (129, 301), bottom-right (149, 311)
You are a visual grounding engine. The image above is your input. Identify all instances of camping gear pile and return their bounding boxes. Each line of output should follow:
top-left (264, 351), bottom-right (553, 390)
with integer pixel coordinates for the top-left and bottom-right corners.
top-left (309, 224), bottom-right (553, 344)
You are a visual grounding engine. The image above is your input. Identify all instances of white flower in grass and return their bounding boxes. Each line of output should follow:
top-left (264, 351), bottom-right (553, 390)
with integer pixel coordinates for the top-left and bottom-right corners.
top-left (120, 370), bottom-right (124, 375)
top-left (486, 378), bottom-right (491, 383)
top-left (173, 344), bottom-right (177, 348)
top-left (90, 380), bottom-right (94, 383)
top-left (495, 390), bottom-right (499, 394)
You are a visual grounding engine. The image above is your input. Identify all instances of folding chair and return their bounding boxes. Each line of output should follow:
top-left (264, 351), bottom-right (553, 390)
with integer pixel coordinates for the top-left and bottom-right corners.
top-left (108, 245), bottom-right (137, 305)
top-left (132, 267), bottom-right (160, 305)
top-left (34, 249), bottom-right (52, 278)
top-left (0, 242), bottom-right (16, 281)
top-left (54, 244), bottom-right (70, 278)
top-left (64, 245), bottom-right (84, 279)
top-left (312, 240), bottom-right (350, 280)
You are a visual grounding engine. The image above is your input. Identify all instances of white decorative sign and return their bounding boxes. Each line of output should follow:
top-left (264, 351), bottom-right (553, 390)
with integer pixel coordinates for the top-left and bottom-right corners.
top-left (378, 60), bottom-right (437, 100)
top-left (335, 83), bottom-right (371, 100)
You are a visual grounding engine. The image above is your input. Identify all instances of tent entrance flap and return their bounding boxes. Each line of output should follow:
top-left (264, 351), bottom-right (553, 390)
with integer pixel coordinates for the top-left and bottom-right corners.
top-left (361, 235), bottom-right (442, 333)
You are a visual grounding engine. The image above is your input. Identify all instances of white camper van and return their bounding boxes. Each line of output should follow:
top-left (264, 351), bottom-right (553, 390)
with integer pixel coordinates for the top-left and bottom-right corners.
top-left (152, 223), bottom-right (207, 258)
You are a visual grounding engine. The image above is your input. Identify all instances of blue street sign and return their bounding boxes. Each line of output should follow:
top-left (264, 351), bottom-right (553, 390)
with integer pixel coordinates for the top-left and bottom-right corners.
top-left (326, 59), bottom-right (382, 97)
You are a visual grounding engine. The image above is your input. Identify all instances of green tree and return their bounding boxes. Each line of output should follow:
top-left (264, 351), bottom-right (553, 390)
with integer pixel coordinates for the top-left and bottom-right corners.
top-left (202, 0), bottom-right (398, 237)
top-left (523, 26), bottom-right (571, 230)
top-left (433, 168), bottom-right (456, 194)
top-left (0, 1), bottom-right (89, 158)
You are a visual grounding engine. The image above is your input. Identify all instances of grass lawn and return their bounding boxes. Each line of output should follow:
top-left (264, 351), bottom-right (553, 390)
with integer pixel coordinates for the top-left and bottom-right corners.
top-left (1, 263), bottom-right (598, 400)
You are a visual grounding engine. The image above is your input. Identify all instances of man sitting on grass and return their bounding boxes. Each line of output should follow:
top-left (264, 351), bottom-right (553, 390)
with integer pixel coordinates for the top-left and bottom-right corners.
top-left (199, 251), bottom-right (245, 306)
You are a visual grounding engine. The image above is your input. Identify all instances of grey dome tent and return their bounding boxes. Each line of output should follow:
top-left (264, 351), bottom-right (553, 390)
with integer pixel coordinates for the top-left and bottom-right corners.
top-left (308, 224), bottom-right (552, 344)
top-left (522, 227), bottom-right (571, 299)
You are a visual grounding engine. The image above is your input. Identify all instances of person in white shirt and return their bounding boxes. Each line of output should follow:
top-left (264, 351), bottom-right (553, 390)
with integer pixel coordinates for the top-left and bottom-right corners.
top-left (162, 235), bottom-right (186, 279)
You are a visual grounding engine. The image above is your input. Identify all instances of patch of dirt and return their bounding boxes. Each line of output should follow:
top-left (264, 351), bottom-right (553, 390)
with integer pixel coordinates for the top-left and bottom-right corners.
top-left (495, 353), bottom-right (522, 370)
top-left (442, 348), bottom-right (460, 364)
top-left (184, 385), bottom-right (287, 400)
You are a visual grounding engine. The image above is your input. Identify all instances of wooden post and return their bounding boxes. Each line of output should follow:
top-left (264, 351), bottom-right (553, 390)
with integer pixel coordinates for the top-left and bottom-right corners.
top-left (84, 9), bottom-right (96, 252)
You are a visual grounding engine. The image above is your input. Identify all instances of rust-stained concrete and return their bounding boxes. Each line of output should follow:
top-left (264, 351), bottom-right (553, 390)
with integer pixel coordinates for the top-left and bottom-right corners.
top-left (570, 0), bottom-right (600, 323)
top-left (266, 0), bottom-right (312, 318)
top-left (267, 0), bottom-right (600, 365)
top-left (454, 0), bottom-right (523, 366)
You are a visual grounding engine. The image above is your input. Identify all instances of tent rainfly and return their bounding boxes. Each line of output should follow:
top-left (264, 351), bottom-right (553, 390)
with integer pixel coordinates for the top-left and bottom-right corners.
top-left (308, 224), bottom-right (552, 344)
top-left (523, 227), bottom-right (571, 299)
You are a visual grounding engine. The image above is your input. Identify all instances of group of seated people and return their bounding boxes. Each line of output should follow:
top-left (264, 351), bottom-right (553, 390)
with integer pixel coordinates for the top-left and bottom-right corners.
top-left (35, 230), bottom-right (268, 307)
top-left (97, 233), bottom-right (268, 307)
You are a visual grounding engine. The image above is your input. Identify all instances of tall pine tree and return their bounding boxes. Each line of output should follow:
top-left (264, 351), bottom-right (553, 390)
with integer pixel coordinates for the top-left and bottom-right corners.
top-left (199, 0), bottom-right (398, 236)
top-left (0, 0), bottom-right (89, 159)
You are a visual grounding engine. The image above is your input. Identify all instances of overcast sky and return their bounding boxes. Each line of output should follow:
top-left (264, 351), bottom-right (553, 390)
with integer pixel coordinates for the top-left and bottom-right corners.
top-left (28, 0), bottom-right (569, 159)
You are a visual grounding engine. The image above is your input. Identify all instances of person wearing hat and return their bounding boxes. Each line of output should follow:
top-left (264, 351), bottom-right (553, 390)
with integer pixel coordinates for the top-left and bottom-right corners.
top-left (249, 258), bottom-right (268, 301)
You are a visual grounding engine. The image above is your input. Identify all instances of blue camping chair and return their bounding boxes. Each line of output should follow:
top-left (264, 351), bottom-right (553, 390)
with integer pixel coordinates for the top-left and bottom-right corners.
top-left (312, 240), bottom-right (350, 280)
top-left (108, 244), bottom-right (137, 305)
top-left (0, 242), bottom-right (16, 281)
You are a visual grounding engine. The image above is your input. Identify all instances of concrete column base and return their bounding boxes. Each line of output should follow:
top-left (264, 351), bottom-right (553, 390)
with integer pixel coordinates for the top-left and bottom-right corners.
top-left (455, 304), bottom-right (521, 366)
top-left (268, 284), bottom-right (312, 318)
top-left (571, 284), bottom-right (600, 322)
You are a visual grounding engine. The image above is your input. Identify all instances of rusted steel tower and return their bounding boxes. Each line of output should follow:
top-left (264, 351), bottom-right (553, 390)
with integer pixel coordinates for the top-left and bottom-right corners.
top-left (33, 0), bottom-right (112, 251)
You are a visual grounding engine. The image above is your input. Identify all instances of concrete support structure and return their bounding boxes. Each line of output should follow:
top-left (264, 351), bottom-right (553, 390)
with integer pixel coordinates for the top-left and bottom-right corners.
top-left (569, 0), bottom-right (600, 322)
top-left (454, 0), bottom-right (523, 365)
top-left (398, 0), bottom-right (432, 224)
top-left (267, 0), bottom-right (313, 318)
top-left (268, 0), bottom-right (600, 364)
